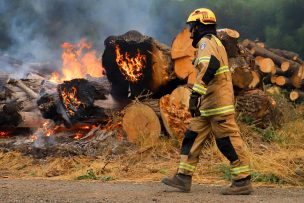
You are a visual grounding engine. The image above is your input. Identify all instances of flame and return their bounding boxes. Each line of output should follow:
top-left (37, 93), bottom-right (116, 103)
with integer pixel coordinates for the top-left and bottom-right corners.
top-left (0, 131), bottom-right (10, 138)
top-left (30, 135), bottom-right (37, 141)
top-left (115, 44), bottom-right (146, 82)
top-left (29, 121), bottom-right (59, 142)
top-left (61, 86), bottom-right (84, 116)
top-left (42, 121), bottom-right (59, 137)
top-left (50, 39), bottom-right (105, 83)
top-left (73, 124), bottom-right (97, 140)
top-left (73, 132), bottom-right (83, 140)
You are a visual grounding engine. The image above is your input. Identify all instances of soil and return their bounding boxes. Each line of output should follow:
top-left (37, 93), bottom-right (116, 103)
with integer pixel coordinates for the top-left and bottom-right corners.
top-left (0, 178), bottom-right (303, 203)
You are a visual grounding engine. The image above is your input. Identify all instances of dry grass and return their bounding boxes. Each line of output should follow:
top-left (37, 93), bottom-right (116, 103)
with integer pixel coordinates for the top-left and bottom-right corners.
top-left (0, 104), bottom-right (303, 187)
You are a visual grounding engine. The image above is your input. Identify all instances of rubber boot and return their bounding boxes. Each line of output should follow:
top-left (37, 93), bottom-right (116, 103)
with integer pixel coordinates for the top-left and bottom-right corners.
top-left (162, 173), bottom-right (192, 192)
top-left (221, 176), bottom-right (253, 195)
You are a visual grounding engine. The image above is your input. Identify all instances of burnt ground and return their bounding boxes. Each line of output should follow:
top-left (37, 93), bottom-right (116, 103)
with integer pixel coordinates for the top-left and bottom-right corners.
top-left (0, 179), bottom-right (303, 203)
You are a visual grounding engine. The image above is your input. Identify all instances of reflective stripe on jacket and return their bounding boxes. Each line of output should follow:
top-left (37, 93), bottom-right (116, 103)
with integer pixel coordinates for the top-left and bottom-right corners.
top-left (192, 35), bottom-right (235, 117)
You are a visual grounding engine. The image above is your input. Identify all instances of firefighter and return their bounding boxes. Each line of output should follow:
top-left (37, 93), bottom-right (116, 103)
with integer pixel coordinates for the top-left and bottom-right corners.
top-left (162, 8), bottom-right (253, 195)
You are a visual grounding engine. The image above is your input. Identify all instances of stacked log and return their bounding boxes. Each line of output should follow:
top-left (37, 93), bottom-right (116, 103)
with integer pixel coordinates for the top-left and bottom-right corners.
top-left (0, 73), bottom-right (46, 128)
top-left (242, 39), bottom-right (304, 101)
top-left (1, 29), bottom-right (301, 145)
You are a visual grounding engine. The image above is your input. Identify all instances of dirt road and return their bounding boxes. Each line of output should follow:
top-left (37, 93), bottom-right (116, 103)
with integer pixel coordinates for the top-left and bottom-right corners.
top-left (0, 179), bottom-right (303, 203)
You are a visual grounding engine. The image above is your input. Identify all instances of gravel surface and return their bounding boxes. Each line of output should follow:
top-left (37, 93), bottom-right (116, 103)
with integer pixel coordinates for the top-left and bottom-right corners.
top-left (0, 179), bottom-right (303, 203)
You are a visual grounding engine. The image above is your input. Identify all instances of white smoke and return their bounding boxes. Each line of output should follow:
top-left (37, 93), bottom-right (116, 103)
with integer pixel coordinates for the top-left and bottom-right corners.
top-left (0, 0), bottom-right (164, 73)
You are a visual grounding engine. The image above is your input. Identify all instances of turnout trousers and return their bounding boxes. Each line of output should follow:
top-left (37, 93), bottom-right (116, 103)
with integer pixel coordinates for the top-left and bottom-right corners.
top-left (178, 113), bottom-right (251, 180)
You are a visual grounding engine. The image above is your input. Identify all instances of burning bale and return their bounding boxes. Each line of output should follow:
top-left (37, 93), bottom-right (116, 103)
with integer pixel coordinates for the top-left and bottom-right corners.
top-left (38, 78), bottom-right (111, 127)
top-left (102, 30), bottom-right (184, 100)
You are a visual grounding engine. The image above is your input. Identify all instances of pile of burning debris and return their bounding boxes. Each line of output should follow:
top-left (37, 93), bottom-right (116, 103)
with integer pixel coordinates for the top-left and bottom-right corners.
top-left (0, 29), bottom-right (292, 158)
top-left (0, 31), bottom-right (180, 158)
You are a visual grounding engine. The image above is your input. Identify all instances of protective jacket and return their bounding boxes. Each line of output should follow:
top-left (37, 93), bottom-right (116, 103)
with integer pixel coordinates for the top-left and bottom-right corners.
top-left (192, 34), bottom-right (235, 117)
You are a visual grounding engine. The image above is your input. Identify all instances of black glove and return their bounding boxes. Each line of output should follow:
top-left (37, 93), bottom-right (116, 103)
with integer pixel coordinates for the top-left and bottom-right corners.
top-left (189, 92), bottom-right (201, 117)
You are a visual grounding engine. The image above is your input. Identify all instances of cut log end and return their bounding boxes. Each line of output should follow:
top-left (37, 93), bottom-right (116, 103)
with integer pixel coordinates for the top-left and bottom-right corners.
top-left (290, 90), bottom-right (299, 101)
top-left (259, 58), bottom-right (275, 73)
top-left (281, 61), bottom-right (290, 72)
top-left (275, 76), bottom-right (291, 86)
top-left (289, 90), bottom-right (304, 101)
top-left (270, 76), bottom-right (278, 84)
top-left (218, 28), bottom-right (240, 39)
top-left (122, 102), bottom-right (161, 144)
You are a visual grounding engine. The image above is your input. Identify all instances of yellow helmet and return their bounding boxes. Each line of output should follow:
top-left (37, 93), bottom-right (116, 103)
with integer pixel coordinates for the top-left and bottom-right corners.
top-left (187, 8), bottom-right (216, 25)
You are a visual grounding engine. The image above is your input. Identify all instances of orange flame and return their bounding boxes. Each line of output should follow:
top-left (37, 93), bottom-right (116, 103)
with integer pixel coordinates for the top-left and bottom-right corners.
top-left (0, 131), bottom-right (10, 138)
top-left (50, 39), bottom-right (105, 83)
top-left (73, 124), bottom-right (97, 140)
top-left (30, 135), bottom-right (37, 141)
top-left (115, 44), bottom-right (146, 82)
top-left (42, 121), bottom-right (59, 137)
top-left (73, 132), bottom-right (83, 140)
top-left (61, 86), bottom-right (84, 116)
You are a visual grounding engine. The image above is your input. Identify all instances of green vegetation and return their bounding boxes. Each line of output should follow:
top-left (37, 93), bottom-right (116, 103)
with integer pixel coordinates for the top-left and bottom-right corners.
top-left (159, 168), bottom-right (168, 175)
top-left (218, 164), bottom-right (284, 184)
top-left (251, 171), bottom-right (283, 184)
top-left (76, 169), bottom-right (113, 181)
top-left (217, 164), bottom-right (231, 180)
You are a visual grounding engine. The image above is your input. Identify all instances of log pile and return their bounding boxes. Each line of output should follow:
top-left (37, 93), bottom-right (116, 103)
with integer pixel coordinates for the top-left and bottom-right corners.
top-left (0, 73), bottom-right (46, 128)
top-left (241, 39), bottom-right (304, 102)
top-left (1, 29), bottom-right (302, 150)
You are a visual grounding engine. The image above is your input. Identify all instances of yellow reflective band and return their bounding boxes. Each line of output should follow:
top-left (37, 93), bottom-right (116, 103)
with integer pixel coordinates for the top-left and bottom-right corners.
top-left (215, 66), bottom-right (230, 75)
top-left (195, 56), bottom-right (211, 66)
top-left (230, 165), bottom-right (251, 175)
top-left (179, 162), bottom-right (196, 172)
top-left (214, 37), bottom-right (223, 47)
top-left (192, 83), bottom-right (207, 95)
top-left (200, 105), bottom-right (235, 116)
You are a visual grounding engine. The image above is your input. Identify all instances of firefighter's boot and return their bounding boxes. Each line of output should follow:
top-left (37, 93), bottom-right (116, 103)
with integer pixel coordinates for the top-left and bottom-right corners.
top-left (162, 173), bottom-right (192, 192)
top-left (221, 176), bottom-right (253, 195)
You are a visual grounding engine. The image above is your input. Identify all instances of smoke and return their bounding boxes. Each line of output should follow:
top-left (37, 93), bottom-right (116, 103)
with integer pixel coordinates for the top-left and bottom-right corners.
top-left (0, 0), bottom-right (168, 74)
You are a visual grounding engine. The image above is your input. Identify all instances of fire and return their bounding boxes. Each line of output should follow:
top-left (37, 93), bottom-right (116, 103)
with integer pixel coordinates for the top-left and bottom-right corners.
top-left (73, 132), bottom-right (83, 140)
top-left (115, 44), bottom-right (146, 82)
top-left (0, 131), bottom-right (10, 138)
top-left (50, 39), bottom-right (105, 83)
top-left (42, 121), bottom-right (59, 137)
top-left (61, 86), bottom-right (84, 116)
top-left (30, 135), bottom-right (37, 141)
top-left (73, 124), bottom-right (97, 140)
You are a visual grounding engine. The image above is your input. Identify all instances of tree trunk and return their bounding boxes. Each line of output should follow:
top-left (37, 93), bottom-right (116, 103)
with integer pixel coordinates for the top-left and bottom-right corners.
top-left (290, 89), bottom-right (304, 101)
top-left (18, 111), bottom-right (46, 127)
top-left (217, 28), bottom-right (240, 58)
top-left (102, 30), bottom-right (177, 100)
top-left (7, 78), bottom-right (38, 99)
top-left (268, 48), bottom-right (300, 62)
top-left (171, 27), bottom-right (196, 84)
top-left (159, 86), bottom-right (191, 142)
top-left (256, 57), bottom-right (275, 73)
top-left (236, 89), bottom-right (283, 129)
top-left (243, 39), bottom-right (288, 66)
top-left (122, 102), bottom-right (161, 144)
top-left (37, 78), bottom-right (110, 127)
top-left (275, 76), bottom-right (293, 88)
top-left (229, 57), bottom-right (253, 89)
